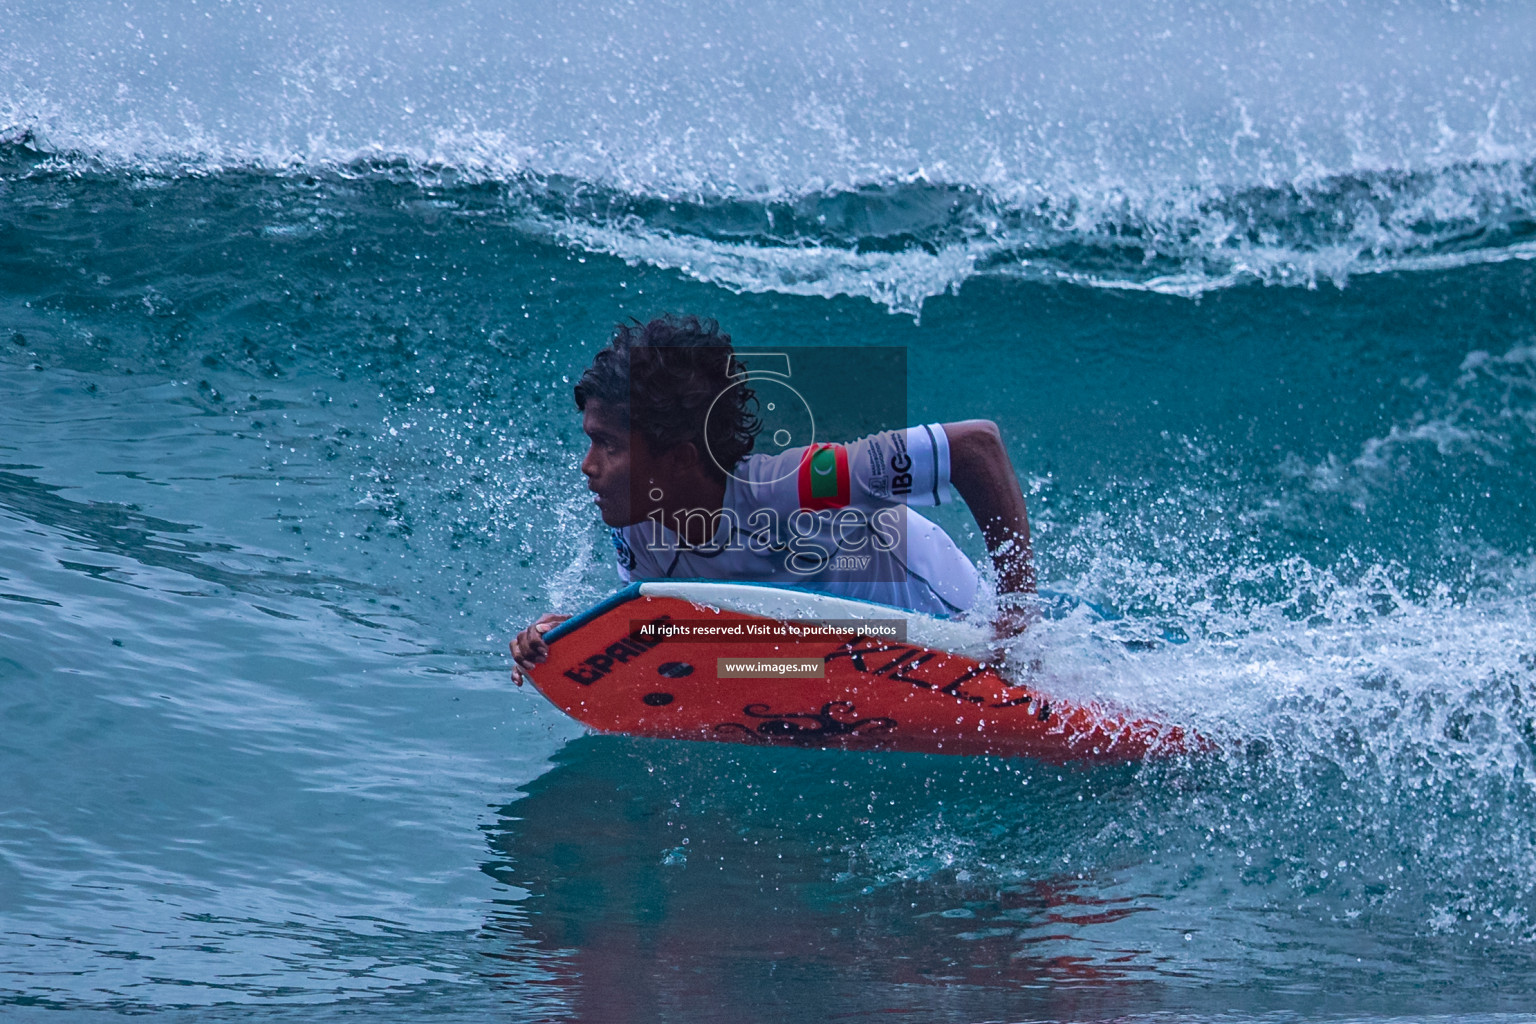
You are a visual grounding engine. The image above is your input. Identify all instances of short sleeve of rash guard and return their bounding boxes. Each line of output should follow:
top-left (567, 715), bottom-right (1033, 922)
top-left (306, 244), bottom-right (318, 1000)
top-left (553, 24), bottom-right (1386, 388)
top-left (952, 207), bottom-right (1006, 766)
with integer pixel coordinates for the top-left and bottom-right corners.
top-left (745, 423), bottom-right (955, 515)
top-left (611, 526), bottom-right (667, 582)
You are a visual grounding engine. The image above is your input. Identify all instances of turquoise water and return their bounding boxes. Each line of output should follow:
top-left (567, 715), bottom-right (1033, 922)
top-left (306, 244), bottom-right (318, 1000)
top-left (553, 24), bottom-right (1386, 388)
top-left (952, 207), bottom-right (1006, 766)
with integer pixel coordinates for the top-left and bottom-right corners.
top-left (4, 2), bottom-right (1536, 1020)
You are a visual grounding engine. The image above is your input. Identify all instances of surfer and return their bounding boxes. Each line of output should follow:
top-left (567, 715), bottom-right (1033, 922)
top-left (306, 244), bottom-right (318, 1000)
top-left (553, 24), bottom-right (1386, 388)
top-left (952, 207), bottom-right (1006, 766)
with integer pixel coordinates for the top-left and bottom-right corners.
top-left (512, 315), bottom-right (1035, 683)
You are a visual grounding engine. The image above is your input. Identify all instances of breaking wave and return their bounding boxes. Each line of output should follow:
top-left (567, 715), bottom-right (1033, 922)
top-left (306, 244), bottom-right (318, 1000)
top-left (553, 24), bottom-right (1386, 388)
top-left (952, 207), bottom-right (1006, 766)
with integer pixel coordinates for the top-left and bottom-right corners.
top-left (5, 134), bottom-right (1534, 316)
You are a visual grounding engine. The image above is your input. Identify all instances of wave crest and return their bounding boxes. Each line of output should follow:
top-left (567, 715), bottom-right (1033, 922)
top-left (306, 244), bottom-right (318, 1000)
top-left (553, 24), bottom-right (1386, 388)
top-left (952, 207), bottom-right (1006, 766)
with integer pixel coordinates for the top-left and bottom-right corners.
top-left (524, 159), bottom-right (1536, 314)
top-left (4, 132), bottom-right (1534, 315)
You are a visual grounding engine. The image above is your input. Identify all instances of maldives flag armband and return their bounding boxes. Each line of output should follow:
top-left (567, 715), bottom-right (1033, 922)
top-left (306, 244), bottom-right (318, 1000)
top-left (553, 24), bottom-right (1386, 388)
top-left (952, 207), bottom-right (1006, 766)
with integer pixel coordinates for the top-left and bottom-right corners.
top-left (797, 443), bottom-right (851, 510)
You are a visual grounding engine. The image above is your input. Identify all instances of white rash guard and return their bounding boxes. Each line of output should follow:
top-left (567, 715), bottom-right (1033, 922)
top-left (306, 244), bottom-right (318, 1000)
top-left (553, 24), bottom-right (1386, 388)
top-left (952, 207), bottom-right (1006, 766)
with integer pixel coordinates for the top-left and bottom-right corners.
top-left (610, 423), bottom-right (979, 617)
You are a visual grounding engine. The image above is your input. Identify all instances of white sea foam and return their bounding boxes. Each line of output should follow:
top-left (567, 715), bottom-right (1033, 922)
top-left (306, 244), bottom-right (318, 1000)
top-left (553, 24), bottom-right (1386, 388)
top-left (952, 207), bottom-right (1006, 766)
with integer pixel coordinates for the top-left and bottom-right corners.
top-left (5, 0), bottom-right (1536, 313)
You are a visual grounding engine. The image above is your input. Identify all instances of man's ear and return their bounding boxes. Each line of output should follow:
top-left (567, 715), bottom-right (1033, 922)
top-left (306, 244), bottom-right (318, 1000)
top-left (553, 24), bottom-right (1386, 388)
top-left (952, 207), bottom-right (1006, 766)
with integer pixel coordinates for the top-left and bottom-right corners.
top-left (664, 441), bottom-right (702, 471)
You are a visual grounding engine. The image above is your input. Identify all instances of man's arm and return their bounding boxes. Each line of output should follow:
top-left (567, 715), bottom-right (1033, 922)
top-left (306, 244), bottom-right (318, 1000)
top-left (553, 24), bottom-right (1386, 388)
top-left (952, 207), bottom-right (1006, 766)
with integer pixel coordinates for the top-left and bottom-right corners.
top-left (942, 420), bottom-right (1036, 598)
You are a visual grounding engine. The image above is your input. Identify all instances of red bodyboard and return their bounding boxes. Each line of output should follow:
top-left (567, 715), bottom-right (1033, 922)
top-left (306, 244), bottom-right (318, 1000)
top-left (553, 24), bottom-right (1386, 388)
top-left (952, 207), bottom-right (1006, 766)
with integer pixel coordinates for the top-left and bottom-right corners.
top-left (527, 586), bottom-right (1196, 763)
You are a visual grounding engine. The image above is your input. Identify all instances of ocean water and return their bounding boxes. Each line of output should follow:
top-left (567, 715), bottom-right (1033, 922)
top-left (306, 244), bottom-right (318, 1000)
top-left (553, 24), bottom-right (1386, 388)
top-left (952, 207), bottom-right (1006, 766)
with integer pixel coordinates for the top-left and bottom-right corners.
top-left (3, 1), bottom-right (1536, 1020)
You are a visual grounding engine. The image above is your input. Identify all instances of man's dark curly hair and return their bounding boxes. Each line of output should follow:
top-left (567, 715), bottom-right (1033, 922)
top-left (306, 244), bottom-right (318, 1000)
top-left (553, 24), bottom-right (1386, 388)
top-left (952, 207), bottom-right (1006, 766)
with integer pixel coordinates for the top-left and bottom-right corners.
top-left (574, 315), bottom-right (761, 479)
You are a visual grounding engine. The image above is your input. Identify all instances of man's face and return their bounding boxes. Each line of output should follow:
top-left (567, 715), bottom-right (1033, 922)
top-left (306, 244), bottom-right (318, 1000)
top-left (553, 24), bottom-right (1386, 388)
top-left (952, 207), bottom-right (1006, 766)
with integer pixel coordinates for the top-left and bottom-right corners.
top-left (580, 400), bottom-right (662, 528)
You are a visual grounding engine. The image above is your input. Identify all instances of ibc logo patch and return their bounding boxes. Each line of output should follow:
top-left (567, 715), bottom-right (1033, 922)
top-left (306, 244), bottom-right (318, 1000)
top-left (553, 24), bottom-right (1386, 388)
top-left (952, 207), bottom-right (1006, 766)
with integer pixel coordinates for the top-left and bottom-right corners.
top-left (889, 431), bottom-right (912, 497)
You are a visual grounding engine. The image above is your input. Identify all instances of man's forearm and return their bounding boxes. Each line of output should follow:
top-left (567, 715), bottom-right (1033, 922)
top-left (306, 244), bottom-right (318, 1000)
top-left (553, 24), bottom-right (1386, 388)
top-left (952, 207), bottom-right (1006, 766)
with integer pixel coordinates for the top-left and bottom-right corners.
top-left (942, 420), bottom-right (1036, 595)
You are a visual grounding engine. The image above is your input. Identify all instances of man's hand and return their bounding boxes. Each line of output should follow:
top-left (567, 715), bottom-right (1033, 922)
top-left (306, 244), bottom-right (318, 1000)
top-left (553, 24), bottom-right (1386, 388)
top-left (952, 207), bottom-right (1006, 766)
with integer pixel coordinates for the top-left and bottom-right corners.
top-left (992, 602), bottom-right (1038, 641)
top-left (510, 613), bottom-right (571, 686)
